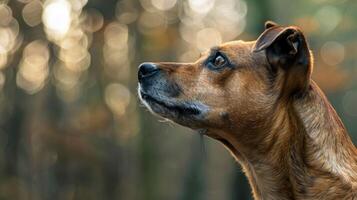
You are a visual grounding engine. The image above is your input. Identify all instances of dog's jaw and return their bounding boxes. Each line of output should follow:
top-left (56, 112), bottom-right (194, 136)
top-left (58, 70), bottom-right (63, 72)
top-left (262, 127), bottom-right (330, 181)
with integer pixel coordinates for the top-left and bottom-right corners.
top-left (138, 85), bottom-right (210, 127)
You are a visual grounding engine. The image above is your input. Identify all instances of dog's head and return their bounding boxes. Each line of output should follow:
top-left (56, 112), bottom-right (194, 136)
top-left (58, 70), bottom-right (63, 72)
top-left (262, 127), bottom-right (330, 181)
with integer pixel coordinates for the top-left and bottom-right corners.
top-left (138, 21), bottom-right (313, 138)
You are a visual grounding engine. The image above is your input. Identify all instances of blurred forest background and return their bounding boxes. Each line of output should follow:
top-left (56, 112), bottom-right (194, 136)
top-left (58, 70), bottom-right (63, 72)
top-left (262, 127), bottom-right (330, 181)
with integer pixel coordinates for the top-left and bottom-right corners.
top-left (0, 0), bottom-right (356, 199)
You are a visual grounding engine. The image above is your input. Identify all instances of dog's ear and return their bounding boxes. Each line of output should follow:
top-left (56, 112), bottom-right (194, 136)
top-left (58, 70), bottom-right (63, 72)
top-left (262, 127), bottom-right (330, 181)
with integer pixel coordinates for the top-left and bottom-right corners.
top-left (252, 25), bottom-right (313, 95)
top-left (265, 21), bottom-right (278, 29)
top-left (253, 26), bottom-right (300, 54)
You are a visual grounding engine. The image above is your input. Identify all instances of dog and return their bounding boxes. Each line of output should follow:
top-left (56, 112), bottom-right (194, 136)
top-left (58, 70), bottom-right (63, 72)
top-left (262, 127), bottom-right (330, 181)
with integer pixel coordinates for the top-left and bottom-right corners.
top-left (137, 21), bottom-right (357, 200)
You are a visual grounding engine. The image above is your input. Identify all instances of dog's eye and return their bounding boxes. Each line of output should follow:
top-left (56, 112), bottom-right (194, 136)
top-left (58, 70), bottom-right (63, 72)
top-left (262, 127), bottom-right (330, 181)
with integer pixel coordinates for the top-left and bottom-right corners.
top-left (211, 53), bottom-right (227, 69)
top-left (205, 51), bottom-right (230, 70)
top-left (214, 55), bottom-right (226, 66)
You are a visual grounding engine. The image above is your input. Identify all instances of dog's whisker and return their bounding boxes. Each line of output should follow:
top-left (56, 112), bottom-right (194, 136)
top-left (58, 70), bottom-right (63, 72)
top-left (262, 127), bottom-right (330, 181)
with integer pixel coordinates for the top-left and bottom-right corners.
top-left (158, 118), bottom-right (170, 123)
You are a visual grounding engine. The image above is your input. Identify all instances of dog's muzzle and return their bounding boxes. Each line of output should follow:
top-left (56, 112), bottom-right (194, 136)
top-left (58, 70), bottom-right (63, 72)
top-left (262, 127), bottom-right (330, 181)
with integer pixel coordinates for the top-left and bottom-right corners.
top-left (137, 62), bottom-right (209, 126)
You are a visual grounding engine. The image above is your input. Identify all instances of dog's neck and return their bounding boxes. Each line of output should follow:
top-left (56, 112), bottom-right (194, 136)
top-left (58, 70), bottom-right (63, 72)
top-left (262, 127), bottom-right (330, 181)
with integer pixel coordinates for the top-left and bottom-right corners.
top-left (218, 81), bottom-right (357, 200)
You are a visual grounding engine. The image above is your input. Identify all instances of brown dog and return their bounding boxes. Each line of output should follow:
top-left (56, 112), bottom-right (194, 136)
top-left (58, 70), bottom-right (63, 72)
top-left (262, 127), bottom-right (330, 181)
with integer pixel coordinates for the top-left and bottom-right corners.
top-left (137, 21), bottom-right (357, 200)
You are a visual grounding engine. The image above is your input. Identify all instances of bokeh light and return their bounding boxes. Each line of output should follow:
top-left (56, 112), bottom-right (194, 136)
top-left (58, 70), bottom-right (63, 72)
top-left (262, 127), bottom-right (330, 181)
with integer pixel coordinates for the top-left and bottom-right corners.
top-left (320, 41), bottom-right (345, 66)
top-left (177, 0), bottom-right (247, 55)
top-left (16, 40), bottom-right (49, 94)
top-left (0, 8), bottom-right (20, 55)
top-left (81, 9), bottom-right (104, 33)
top-left (116, 1), bottom-right (139, 24)
top-left (104, 83), bottom-right (131, 116)
top-left (103, 21), bottom-right (131, 81)
top-left (42, 0), bottom-right (72, 39)
top-left (151, 0), bottom-right (177, 11)
top-left (22, 0), bottom-right (43, 27)
top-left (314, 5), bottom-right (341, 33)
top-left (196, 28), bottom-right (222, 51)
top-left (188, 0), bottom-right (215, 14)
top-left (0, 4), bottom-right (13, 26)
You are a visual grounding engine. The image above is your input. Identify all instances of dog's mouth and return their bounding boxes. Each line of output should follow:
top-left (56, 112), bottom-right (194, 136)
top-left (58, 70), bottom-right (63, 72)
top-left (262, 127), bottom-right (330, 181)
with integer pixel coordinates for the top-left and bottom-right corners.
top-left (141, 93), bottom-right (201, 115)
top-left (138, 88), bottom-right (209, 123)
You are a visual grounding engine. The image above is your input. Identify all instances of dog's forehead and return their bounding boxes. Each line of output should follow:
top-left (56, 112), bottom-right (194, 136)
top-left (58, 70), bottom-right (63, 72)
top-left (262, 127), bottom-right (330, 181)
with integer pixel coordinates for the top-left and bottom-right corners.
top-left (202, 40), bottom-right (253, 55)
top-left (219, 40), bottom-right (259, 61)
top-left (220, 40), bottom-right (255, 52)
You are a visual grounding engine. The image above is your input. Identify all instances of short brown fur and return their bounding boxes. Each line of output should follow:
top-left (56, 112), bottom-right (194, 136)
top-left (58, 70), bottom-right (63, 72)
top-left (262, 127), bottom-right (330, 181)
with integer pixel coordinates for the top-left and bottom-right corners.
top-left (138, 22), bottom-right (357, 200)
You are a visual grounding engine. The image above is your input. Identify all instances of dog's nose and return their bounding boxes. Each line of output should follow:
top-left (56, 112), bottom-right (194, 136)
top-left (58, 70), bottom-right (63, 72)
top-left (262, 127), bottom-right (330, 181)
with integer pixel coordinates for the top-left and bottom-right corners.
top-left (138, 62), bottom-right (159, 82)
